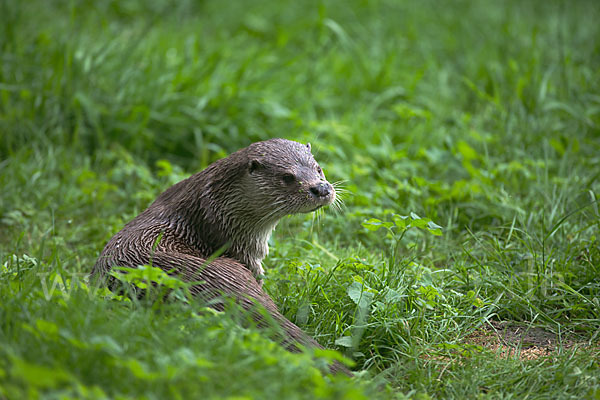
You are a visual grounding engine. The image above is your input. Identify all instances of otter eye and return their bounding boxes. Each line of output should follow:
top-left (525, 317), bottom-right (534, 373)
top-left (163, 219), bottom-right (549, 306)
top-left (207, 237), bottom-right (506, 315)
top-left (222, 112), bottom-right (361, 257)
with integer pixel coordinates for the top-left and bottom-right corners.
top-left (249, 160), bottom-right (263, 174)
top-left (282, 173), bottom-right (296, 185)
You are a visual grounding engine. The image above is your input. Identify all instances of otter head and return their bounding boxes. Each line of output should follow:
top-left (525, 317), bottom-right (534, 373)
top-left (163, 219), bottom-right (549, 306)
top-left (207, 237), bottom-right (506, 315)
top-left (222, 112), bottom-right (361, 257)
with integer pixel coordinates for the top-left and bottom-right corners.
top-left (239, 138), bottom-right (336, 225)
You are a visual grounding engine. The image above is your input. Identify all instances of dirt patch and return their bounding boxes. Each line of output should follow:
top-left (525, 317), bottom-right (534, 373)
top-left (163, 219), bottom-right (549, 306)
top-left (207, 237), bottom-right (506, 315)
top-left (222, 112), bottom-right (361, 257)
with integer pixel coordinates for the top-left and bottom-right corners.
top-left (466, 321), bottom-right (596, 360)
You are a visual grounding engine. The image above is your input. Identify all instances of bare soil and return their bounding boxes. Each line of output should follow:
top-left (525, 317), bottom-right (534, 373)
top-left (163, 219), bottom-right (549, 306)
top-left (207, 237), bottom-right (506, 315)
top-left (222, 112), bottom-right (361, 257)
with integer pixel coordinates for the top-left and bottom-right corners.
top-left (466, 321), bottom-right (597, 360)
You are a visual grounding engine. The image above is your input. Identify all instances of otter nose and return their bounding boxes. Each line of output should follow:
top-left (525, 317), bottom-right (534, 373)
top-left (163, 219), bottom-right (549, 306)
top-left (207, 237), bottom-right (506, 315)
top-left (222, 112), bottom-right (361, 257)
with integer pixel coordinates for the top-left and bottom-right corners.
top-left (310, 182), bottom-right (331, 198)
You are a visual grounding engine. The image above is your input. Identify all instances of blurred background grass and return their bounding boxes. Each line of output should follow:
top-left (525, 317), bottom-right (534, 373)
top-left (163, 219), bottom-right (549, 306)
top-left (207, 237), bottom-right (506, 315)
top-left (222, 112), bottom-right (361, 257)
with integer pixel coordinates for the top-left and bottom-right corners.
top-left (1, 0), bottom-right (599, 398)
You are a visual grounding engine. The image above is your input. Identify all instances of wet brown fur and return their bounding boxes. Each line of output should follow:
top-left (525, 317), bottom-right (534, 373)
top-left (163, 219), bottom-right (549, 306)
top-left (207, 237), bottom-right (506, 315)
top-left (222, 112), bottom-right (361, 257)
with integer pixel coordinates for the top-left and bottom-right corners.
top-left (91, 138), bottom-right (350, 375)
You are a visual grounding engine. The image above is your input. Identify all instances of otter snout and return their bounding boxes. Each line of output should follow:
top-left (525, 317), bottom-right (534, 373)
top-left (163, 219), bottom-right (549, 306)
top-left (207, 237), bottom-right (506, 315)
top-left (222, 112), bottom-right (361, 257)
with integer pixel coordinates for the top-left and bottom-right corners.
top-left (309, 182), bottom-right (333, 198)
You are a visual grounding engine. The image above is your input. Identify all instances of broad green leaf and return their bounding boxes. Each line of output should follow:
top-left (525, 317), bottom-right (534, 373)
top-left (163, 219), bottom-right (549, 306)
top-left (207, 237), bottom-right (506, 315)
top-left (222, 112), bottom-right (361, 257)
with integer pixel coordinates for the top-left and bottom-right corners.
top-left (426, 221), bottom-right (443, 236)
top-left (410, 217), bottom-right (428, 229)
top-left (392, 214), bottom-right (408, 229)
top-left (457, 140), bottom-right (478, 160)
top-left (35, 319), bottom-right (59, 340)
top-left (9, 355), bottom-right (73, 389)
top-left (348, 282), bottom-right (374, 309)
top-left (334, 336), bottom-right (353, 348)
top-left (362, 218), bottom-right (393, 231)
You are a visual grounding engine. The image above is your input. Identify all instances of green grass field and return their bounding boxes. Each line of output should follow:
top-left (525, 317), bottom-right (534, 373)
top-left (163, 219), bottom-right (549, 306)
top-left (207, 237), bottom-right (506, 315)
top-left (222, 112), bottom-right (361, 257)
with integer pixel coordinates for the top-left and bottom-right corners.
top-left (1, 0), bottom-right (599, 398)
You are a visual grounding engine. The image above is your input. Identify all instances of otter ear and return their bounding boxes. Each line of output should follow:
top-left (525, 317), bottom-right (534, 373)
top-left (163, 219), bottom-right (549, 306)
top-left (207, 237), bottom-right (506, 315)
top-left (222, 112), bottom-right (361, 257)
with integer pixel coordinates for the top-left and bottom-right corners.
top-left (306, 143), bottom-right (311, 152)
top-left (249, 160), bottom-right (263, 174)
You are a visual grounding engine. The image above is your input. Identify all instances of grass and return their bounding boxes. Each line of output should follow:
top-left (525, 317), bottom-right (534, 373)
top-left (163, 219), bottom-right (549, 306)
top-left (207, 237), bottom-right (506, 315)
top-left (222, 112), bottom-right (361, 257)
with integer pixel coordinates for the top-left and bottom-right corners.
top-left (1, 0), bottom-right (599, 398)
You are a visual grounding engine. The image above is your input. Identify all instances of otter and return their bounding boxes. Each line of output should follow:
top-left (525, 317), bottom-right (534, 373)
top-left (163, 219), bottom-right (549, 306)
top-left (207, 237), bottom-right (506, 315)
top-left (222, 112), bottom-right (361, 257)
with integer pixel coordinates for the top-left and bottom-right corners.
top-left (91, 138), bottom-right (350, 375)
